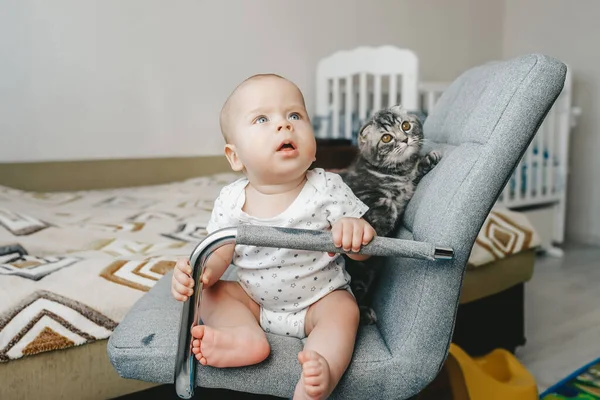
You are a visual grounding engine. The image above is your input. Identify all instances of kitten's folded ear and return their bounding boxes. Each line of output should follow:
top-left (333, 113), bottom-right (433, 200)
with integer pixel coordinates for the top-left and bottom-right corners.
top-left (358, 120), bottom-right (373, 143)
top-left (389, 104), bottom-right (406, 115)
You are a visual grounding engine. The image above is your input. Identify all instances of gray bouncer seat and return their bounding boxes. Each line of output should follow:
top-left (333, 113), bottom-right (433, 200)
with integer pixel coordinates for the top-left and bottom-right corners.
top-left (107, 54), bottom-right (566, 399)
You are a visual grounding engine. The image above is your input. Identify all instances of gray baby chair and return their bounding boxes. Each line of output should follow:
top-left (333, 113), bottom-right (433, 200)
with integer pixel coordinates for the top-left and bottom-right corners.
top-left (107, 53), bottom-right (566, 399)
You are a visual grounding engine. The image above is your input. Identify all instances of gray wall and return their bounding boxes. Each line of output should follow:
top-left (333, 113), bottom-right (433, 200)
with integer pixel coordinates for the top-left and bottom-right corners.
top-left (0, 0), bottom-right (504, 162)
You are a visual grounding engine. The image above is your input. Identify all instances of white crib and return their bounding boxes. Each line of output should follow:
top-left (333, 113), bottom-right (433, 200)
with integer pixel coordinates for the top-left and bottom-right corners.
top-left (314, 46), bottom-right (580, 256)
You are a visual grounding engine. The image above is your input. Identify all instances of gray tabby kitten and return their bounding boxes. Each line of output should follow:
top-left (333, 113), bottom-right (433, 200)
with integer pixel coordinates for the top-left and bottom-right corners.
top-left (339, 105), bottom-right (441, 325)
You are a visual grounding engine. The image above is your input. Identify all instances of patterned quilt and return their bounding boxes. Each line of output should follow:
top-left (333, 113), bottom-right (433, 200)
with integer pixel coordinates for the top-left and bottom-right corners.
top-left (0, 173), bottom-right (540, 363)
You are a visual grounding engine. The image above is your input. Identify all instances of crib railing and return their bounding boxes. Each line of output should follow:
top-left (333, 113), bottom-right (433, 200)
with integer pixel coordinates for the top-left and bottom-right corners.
top-left (418, 82), bottom-right (447, 114)
top-left (495, 69), bottom-right (576, 243)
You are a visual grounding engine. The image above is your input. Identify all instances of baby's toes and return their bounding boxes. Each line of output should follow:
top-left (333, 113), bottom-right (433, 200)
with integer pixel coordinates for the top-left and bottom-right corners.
top-left (192, 339), bottom-right (203, 361)
top-left (303, 361), bottom-right (323, 378)
top-left (305, 383), bottom-right (325, 398)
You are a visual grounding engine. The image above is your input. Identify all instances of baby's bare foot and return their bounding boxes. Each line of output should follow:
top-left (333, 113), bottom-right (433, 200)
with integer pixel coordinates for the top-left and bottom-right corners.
top-left (293, 350), bottom-right (332, 400)
top-left (191, 325), bottom-right (269, 368)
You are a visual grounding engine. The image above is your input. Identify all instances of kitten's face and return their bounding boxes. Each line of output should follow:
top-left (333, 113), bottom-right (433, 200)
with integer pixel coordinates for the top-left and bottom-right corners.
top-left (357, 105), bottom-right (423, 167)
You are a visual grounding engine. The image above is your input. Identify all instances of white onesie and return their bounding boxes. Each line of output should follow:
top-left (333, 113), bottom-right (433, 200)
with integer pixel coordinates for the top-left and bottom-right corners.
top-left (206, 168), bottom-right (369, 339)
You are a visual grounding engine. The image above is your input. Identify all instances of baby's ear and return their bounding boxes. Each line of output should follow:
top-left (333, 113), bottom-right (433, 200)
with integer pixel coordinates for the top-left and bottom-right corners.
top-left (224, 144), bottom-right (244, 172)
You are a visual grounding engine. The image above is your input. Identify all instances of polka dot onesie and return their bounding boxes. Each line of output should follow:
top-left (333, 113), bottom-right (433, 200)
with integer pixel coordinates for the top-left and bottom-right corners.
top-left (206, 168), bottom-right (369, 339)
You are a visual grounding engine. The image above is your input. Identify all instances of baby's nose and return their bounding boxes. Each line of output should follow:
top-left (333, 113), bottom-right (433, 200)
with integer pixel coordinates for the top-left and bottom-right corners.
top-left (277, 121), bottom-right (292, 132)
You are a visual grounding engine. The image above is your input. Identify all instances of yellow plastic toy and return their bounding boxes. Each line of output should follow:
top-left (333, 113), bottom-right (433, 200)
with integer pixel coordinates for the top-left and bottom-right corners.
top-left (445, 343), bottom-right (538, 400)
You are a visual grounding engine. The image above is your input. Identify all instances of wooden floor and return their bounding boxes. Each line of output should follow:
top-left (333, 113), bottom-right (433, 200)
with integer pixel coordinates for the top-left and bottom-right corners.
top-left (516, 243), bottom-right (600, 393)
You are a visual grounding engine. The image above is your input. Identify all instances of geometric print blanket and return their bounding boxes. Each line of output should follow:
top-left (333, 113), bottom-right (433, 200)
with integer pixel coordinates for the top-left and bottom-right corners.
top-left (467, 207), bottom-right (541, 269)
top-left (0, 173), bottom-right (238, 363)
top-left (0, 172), bottom-right (540, 363)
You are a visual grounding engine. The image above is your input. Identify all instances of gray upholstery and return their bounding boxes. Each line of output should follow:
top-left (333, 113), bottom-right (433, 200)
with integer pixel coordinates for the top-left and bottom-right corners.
top-left (236, 225), bottom-right (448, 260)
top-left (107, 54), bottom-right (566, 399)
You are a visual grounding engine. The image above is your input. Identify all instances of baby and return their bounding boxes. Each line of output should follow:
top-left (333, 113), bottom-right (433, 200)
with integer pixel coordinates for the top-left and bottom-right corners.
top-left (171, 73), bottom-right (375, 400)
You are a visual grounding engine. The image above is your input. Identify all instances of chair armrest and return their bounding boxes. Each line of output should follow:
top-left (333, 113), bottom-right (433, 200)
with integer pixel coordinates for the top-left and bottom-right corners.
top-left (236, 225), bottom-right (453, 260)
top-left (174, 226), bottom-right (453, 398)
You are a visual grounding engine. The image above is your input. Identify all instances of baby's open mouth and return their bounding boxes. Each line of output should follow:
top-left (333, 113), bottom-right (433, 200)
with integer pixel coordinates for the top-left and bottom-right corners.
top-left (277, 142), bottom-right (296, 151)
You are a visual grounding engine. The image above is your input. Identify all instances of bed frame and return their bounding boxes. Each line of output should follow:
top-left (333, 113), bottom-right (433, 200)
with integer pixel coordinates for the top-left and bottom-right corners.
top-left (313, 46), bottom-right (581, 256)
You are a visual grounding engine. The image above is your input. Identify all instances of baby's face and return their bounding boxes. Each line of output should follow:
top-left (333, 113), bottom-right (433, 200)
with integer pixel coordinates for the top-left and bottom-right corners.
top-left (227, 77), bottom-right (316, 184)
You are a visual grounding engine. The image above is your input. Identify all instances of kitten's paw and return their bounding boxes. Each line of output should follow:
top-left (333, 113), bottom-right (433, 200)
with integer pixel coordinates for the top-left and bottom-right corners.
top-left (359, 306), bottom-right (378, 325)
top-left (419, 151), bottom-right (442, 176)
top-left (427, 150), bottom-right (442, 165)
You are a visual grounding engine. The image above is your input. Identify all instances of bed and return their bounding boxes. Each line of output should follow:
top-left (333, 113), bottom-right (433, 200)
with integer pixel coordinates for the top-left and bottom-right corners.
top-left (0, 169), bottom-right (542, 399)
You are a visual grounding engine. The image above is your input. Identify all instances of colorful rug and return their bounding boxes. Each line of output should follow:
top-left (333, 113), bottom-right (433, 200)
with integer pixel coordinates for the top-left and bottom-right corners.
top-left (540, 358), bottom-right (600, 399)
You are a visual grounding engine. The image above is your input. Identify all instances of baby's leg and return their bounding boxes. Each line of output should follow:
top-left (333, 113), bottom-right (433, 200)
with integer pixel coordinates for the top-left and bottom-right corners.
top-left (294, 290), bottom-right (360, 400)
top-left (191, 280), bottom-right (269, 368)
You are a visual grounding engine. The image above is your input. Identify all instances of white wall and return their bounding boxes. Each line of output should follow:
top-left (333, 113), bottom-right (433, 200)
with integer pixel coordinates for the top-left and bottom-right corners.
top-left (502, 0), bottom-right (600, 244)
top-left (0, 0), bottom-right (504, 163)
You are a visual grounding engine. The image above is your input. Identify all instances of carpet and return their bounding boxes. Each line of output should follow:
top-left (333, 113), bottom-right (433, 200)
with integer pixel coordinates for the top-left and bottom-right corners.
top-left (540, 358), bottom-right (600, 399)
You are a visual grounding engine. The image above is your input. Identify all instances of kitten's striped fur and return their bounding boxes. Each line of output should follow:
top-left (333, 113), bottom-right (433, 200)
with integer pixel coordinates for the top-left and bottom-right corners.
top-left (340, 105), bottom-right (441, 325)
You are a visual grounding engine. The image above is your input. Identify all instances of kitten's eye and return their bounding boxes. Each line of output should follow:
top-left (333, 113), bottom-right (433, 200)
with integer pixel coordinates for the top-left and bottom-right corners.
top-left (401, 121), bottom-right (411, 132)
top-left (289, 112), bottom-right (300, 120)
top-left (255, 116), bottom-right (268, 124)
top-left (381, 134), bottom-right (393, 143)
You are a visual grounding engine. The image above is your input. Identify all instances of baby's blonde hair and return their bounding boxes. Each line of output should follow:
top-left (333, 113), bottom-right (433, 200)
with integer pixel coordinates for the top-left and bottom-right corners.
top-left (219, 73), bottom-right (305, 142)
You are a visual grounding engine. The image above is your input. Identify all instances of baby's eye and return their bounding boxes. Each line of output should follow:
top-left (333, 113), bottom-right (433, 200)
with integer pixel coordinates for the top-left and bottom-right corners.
top-left (255, 116), bottom-right (268, 124)
top-left (288, 112), bottom-right (301, 121)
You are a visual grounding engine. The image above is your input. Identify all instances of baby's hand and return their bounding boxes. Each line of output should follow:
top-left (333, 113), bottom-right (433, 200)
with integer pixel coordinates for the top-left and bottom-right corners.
top-left (171, 257), bottom-right (194, 301)
top-left (199, 266), bottom-right (220, 288)
top-left (330, 217), bottom-right (376, 259)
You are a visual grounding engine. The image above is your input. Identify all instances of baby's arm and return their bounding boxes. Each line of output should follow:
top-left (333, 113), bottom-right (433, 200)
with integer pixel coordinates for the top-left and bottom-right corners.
top-left (330, 217), bottom-right (376, 261)
top-left (171, 181), bottom-right (241, 301)
top-left (171, 244), bottom-right (234, 301)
